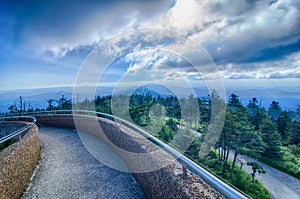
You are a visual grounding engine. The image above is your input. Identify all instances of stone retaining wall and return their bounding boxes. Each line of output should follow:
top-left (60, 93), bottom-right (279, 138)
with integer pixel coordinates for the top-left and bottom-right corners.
top-left (0, 125), bottom-right (40, 199)
top-left (36, 114), bottom-right (222, 199)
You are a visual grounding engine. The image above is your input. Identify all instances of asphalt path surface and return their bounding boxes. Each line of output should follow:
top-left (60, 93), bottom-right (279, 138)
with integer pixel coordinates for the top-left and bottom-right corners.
top-left (229, 152), bottom-right (300, 199)
top-left (22, 126), bottom-right (145, 199)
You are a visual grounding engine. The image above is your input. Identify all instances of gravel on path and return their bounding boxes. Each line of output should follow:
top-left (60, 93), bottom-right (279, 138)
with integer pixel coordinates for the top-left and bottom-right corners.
top-left (22, 126), bottom-right (145, 199)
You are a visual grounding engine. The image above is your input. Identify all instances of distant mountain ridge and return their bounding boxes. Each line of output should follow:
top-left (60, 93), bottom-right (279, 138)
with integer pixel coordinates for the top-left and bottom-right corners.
top-left (0, 85), bottom-right (299, 112)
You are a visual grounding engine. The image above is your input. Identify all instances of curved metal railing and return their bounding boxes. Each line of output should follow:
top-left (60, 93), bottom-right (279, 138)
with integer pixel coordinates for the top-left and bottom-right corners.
top-left (2, 110), bottom-right (249, 199)
top-left (0, 116), bottom-right (37, 144)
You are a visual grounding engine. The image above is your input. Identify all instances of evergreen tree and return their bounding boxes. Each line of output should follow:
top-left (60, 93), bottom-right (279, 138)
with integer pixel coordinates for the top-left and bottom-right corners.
top-left (268, 101), bottom-right (281, 120)
top-left (247, 162), bottom-right (266, 187)
top-left (277, 111), bottom-right (293, 145)
top-left (247, 97), bottom-right (261, 129)
top-left (158, 125), bottom-right (174, 143)
top-left (173, 124), bottom-right (193, 152)
top-left (185, 136), bottom-right (202, 160)
top-left (292, 105), bottom-right (300, 144)
top-left (198, 96), bottom-right (210, 124)
top-left (199, 90), bottom-right (226, 159)
top-left (260, 117), bottom-right (282, 158)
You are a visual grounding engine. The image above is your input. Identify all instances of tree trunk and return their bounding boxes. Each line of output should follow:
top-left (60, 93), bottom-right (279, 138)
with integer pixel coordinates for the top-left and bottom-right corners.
top-left (222, 137), bottom-right (226, 161)
top-left (240, 162), bottom-right (244, 169)
top-left (218, 147), bottom-right (221, 163)
top-left (292, 121), bottom-right (298, 144)
top-left (252, 174), bottom-right (255, 187)
top-left (221, 146), bottom-right (225, 161)
top-left (19, 96), bottom-right (23, 113)
top-left (230, 151), bottom-right (238, 178)
top-left (222, 147), bottom-right (229, 177)
top-left (225, 147), bottom-right (230, 164)
top-left (222, 155), bottom-right (226, 177)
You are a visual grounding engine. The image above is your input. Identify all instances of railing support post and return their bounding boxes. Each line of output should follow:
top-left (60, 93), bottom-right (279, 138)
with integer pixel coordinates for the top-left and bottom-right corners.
top-left (182, 163), bottom-right (187, 179)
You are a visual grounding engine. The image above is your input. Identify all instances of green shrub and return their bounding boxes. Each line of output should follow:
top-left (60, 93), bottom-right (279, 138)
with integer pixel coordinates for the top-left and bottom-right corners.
top-left (259, 146), bottom-right (300, 179)
top-left (200, 151), bottom-right (271, 199)
top-left (231, 166), bottom-right (270, 199)
top-left (0, 139), bottom-right (17, 151)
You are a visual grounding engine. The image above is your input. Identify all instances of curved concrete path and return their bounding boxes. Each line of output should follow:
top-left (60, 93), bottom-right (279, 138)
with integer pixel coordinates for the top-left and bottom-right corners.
top-left (22, 126), bottom-right (145, 199)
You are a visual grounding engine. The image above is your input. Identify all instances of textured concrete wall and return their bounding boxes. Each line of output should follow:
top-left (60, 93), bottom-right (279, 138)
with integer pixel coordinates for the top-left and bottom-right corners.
top-left (0, 125), bottom-right (40, 199)
top-left (36, 114), bottom-right (222, 199)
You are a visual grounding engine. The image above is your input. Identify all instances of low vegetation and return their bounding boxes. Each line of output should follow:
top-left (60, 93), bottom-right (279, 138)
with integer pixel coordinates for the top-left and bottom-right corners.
top-left (0, 139), bottom-right (17, 151)
top-left (200, 150), bottom-right (270, 199)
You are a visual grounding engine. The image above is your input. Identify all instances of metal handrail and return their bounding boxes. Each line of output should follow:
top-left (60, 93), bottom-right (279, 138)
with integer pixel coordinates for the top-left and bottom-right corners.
top-left (0, 116), bottom-right (37, 144)
top-left (2, 110), bottom-right (249, 199)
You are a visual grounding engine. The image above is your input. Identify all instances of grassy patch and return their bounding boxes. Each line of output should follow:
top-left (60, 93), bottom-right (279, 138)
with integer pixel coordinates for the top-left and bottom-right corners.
top-left (199, 151), bottom-right (271, 199)
top-left (258, 146), bottom-right (300, 179)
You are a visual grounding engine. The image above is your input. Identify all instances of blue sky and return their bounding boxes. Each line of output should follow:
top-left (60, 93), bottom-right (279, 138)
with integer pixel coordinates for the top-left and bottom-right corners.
top-left (0, 0), bottom-right (299, 91)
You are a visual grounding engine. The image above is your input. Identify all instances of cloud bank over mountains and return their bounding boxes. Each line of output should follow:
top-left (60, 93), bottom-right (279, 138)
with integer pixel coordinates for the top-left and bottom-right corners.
top-left (0, 0), bottom-right (299, 90)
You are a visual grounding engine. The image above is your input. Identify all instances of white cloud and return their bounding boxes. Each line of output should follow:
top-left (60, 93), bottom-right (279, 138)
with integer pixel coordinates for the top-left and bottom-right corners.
top-left (143, 0), bottom-right (300, 63)
top-left (218, 51), bottom-right (300, 79)
top-left (16, 0), bottom-right (300, 81)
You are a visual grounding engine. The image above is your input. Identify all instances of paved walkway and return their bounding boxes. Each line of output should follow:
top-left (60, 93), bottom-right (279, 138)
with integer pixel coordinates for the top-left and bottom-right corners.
top-left (22, 126), bottom-right (145, 199)
top-left (229, 152), bottom-right (300, 199)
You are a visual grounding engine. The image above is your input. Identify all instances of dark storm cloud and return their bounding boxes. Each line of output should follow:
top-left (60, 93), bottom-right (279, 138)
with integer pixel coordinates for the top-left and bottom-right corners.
top-left (0, 0), bottom-right (173, 58)
top-left (248, 39), bottom-right (300, 62)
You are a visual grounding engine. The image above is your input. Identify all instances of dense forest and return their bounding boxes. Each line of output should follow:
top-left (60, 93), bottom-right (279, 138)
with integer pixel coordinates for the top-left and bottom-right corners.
top-left (5, 92), bottom-right (300, 199)
top-left (74, 92), bottom-right (299, 199)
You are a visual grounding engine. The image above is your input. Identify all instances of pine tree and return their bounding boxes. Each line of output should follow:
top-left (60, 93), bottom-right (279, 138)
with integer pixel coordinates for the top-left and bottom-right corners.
top-left (277, 111), bottom-right (293, 145)
top-left (260, 117), bottom-right (282, 158)
top-left (247, 162), bottom-right (266, 187)
top-left (268, 101), bottom-right (281, 120)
